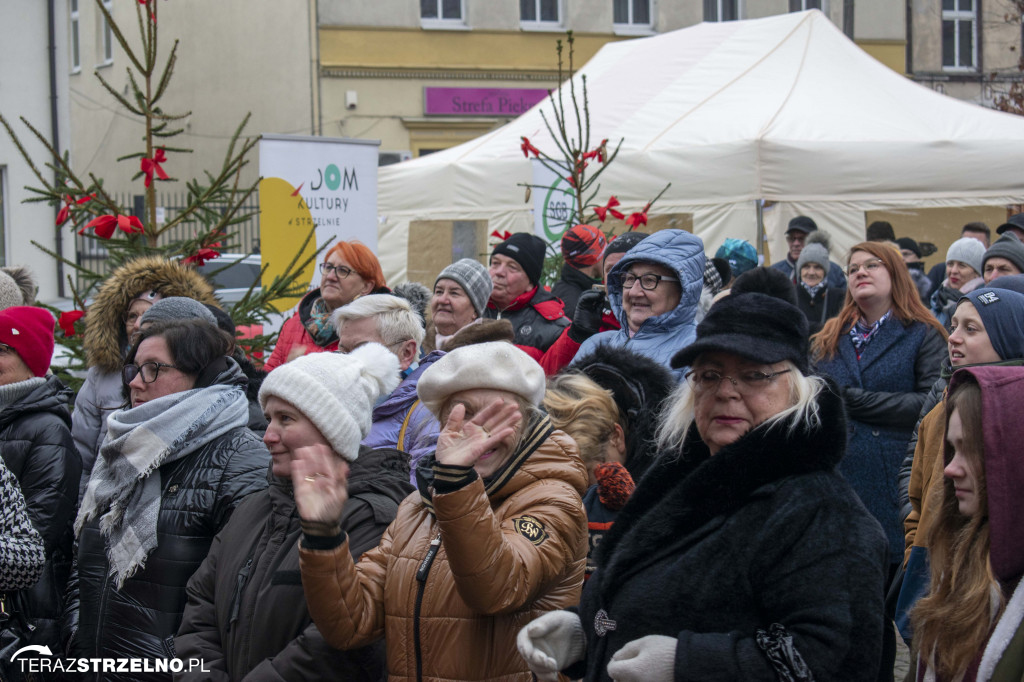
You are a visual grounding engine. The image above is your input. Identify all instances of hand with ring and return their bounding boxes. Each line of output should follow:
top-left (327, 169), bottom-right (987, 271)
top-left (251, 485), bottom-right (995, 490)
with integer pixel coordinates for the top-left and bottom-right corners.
top-left (435, 398), bottom-right (521, 469)
top-left (291, 443), bottom-right (350, 524)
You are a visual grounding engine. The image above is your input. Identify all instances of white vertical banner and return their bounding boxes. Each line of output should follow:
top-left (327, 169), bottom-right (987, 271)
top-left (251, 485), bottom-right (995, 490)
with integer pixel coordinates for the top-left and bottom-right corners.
top-left (258, 134), bottom-right (380, 323)
top-left (531, 158), bottom-right (576, 243)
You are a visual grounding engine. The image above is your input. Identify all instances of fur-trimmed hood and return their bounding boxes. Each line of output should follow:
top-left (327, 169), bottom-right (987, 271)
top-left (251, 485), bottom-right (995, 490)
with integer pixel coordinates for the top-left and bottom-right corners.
top-left (84, 257), bottom-right (218, 372)
top-left (597, 378), bottom-right (848, 582)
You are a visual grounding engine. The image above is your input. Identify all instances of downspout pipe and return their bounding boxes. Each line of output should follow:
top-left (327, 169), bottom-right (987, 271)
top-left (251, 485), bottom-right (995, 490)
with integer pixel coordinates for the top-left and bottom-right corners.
top-left (47, 0), bottom-right (66, 297)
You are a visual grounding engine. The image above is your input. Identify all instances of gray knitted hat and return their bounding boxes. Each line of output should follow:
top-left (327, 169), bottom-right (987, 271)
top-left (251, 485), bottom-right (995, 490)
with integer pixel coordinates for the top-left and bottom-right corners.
top-left (0, 270), bottom-right (25, 311)
top-left (796, 243), bottom-right (830, 276)
top-left (435, 259), bottom-right (493, 317)
top-left (983, 234), bottom-right (1024, 275)
top-left (946, 237), bottom-right (986, 276)
top-left (140, 296), bottom-right (219, 326)
top-left (0, 267), bottom-right (37, 310)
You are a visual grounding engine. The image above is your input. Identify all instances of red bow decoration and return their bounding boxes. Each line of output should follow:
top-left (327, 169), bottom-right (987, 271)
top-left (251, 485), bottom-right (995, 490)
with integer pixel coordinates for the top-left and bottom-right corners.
top-left (78, 214), bottom-right (145, 239)
top-left (490, 229), bottom-right (513, 241)
top-left (183, 248), bottom-right (221, 267)
top-left (55, 194), bottom-right (94, 227)
top-left (140, 149), bottom-right (169, 188)
top-left (57, 310), bottom-right (85, 338)
top-left (594, 196), bottom-right (624, 223)
top-left (520, 137), bottom-right (541, 158)
top-left (565, 175), bottom-right (577, 188)
top-left (625, 203), bottom-right (652, 230)
top-left (582, 139), bottom-right (609, 164)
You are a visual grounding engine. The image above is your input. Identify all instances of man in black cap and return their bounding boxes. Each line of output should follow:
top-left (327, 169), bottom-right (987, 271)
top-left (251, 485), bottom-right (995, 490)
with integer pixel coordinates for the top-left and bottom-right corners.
top-left (485, 232), bottom-right (569, 354)
top-left (896, 236), bottom-right (932, 302)
top-left (770, 216), bottom-right (846, 289)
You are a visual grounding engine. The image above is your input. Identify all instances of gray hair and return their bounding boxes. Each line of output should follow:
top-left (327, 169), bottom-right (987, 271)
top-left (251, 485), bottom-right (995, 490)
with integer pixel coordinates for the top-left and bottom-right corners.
top-left (331, 294), bottom-right (425, 355)
top-left (656, 360), bottom-right (825, 453)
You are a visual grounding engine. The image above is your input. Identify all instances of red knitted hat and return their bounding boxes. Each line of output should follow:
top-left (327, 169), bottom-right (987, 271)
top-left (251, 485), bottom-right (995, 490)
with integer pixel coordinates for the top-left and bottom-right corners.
top-left (561, 224), bottom-right (607, 268)
top-left (0, 306), bottom-right (56, 377)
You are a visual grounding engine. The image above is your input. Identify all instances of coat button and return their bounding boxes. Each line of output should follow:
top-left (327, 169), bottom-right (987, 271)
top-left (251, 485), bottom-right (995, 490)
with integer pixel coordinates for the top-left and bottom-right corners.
top-left (167, 484), bottom-right (179, 494)
top-left (872, 429), bottom-right (879, 437)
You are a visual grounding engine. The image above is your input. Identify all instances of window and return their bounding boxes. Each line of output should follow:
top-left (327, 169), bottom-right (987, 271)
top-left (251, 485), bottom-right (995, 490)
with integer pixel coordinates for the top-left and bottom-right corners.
top-left (421, 0), bottom-right (462, 20)
top-left (704, 0), bottom-right (739, 21)
top-left (942, 0), bottom-right (977, 70)
top-left (789, 0), bottom-right (823, 10)
top-left (99, 0), bottom-right (113, 65)
top-left (70, 0), bottom-right (80, 72)
top-left (613, 0), bottom-right (651, 27)
top-left (521, 0), bottom-right (560, 23)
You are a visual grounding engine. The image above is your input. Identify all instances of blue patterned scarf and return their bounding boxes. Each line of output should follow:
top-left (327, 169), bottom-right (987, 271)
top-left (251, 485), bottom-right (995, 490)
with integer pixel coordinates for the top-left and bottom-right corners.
top-left (849, 310), bottom-right (892, 359)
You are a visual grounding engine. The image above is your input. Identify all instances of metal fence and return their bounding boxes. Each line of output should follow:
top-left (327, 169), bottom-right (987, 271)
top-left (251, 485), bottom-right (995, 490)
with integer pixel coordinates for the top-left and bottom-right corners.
top-left (74, 191), bottom-right (260, 288)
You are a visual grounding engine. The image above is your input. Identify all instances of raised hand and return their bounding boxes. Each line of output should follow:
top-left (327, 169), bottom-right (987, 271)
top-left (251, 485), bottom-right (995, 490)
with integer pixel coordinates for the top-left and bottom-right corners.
top-left (291, 443), bottom-right (350, 526)
top-left (435, 398), bottom-right (522, 468)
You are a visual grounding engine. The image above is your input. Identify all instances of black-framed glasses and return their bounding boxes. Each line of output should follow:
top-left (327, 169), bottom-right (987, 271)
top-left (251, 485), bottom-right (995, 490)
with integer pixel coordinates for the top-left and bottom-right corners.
top-left (846, 258), bottom-right (884, 277)
top-left (0, 343), bottom-right (15, 355)
top-left (122, 361), bottom-right (181, 385)
top-left (684, 368), bottom-right (792, 395)
top-left (319, 262), bottom-right (354, 279)
top-left (617, 272), bottom-right (679, 291)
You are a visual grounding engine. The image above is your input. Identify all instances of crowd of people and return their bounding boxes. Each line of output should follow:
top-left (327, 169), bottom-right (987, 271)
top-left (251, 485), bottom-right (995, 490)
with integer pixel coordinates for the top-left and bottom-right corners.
top-left (3, 215), bottom-right (1024, 681)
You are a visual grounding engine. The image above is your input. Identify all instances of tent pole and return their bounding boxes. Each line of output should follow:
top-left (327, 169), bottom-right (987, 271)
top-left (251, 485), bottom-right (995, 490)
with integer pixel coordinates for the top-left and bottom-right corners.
top-left (755, 199), bottom-right (765, 259)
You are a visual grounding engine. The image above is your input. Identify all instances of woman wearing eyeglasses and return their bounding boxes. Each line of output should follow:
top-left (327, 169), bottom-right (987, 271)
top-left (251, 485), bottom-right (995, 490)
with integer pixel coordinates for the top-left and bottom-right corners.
top-left (519, 293), bottom-right (887, 681)
top-left (811, 242), bottom-right (946, 677)
top-left (265, 241), bottom-right (388, 371)
top-left (573, 229), bottom-right (706, 378)
top-left (68, 319), bottom-right (269, 681)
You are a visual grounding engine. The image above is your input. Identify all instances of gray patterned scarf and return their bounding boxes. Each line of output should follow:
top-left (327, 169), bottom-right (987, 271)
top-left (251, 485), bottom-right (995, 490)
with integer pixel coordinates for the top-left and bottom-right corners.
top-left (76, 383), bottom-right (249, 587)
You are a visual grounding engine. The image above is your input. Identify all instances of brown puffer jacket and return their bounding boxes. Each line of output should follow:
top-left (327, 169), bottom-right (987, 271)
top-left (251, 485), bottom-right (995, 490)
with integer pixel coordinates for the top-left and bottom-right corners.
top-left (300, 425), bottom-right (588, 682)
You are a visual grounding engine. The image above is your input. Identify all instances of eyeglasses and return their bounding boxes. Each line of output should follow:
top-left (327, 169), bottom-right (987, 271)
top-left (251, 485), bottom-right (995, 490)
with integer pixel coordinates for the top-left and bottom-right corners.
top-left (616, 272), bottom-right (679, 291)
top-left (684, 368), bottom-right (792, 394)
top-left (846, 258), bottom-right (884, 277)
top-left (0, 343), bottom-right (15, 355)
top-left (122, 361), bottom-right (182, 385)
top-left (122, 311), bottom-right (143, 326)
top-left (319, 263), bottom-right (354, 279)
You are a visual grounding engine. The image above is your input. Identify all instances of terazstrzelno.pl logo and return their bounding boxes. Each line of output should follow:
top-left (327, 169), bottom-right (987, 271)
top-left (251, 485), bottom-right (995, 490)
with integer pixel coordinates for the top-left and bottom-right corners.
top-left (9, 645), bottom-right (211, 675)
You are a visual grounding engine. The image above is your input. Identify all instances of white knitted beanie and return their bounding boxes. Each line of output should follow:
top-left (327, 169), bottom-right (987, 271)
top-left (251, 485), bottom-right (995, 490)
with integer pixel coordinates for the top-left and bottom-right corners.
top-left (258, 343), bottom-right (400, 461)
top-left (416, 341), bottom-right (545, 418)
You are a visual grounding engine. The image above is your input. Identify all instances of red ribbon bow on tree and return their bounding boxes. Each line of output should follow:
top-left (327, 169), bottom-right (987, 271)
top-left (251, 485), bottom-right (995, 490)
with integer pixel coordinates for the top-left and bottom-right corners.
top-left (183, 248), bottom-right (221, 267)
top-left (582, 140), bottom-right (609, 164)
top-left (140, 149), bottom-right (169, 188)
top-left (79, 214), bottom-right (145, 239)
top-left (594, 196), bottom-right (624, 223)
top-left (55, 194), bottom-right (94, 227)
top-left (57, 310), bottom-right (85, 338)
top-left (625, 203), bottom-right (651, 230)
top-left (490, 229), bottom-right (513, 241)
top-left (520, 137), bottom-right (541, 158)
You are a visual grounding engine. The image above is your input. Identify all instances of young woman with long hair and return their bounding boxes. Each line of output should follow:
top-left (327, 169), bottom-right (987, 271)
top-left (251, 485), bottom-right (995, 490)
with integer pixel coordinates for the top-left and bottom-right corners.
top-left (911, 366), bottom-right (1024, 681)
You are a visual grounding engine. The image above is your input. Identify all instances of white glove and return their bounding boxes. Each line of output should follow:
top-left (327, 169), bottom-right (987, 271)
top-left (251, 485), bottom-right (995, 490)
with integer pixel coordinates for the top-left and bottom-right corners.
top-left (606, 634), bottom-right (677, 682)
top-left (516, 610), bottom-right (586, 682)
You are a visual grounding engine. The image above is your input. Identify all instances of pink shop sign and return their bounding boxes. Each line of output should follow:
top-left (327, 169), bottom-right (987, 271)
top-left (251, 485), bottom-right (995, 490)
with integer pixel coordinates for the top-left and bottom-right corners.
top-left (424, 87), bottom-right (550, 116)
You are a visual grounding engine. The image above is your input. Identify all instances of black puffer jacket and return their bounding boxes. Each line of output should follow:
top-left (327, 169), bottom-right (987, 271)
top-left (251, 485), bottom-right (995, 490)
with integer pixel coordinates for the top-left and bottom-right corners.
top-left (0, 375), bottom-right (80, 651)
top-left (484, 287), bottom-right (569, 353)
top-left (66, 398), bottom-right (269, 680)
top-left (175, 446), bottom-right (412, 681)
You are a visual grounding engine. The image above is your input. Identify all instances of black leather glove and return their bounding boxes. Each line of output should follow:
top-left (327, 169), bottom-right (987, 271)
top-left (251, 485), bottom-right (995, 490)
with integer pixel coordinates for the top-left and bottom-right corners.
top-left (568, 289), bottom-right (605, 343)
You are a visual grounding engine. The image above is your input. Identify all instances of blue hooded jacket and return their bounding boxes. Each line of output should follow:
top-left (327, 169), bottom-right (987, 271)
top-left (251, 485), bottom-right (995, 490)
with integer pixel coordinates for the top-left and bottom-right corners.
top-left (574, 229), bottom-right (705, 379)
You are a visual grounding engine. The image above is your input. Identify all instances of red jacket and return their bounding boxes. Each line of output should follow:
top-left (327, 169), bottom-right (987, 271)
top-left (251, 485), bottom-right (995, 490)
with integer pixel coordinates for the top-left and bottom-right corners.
top-left (264, 290), bottom-right (338, 371)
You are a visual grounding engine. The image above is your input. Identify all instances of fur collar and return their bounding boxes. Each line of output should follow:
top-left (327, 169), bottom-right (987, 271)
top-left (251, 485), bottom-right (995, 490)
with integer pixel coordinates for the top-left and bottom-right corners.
top-left (594, 380), bottom-right (847, 594)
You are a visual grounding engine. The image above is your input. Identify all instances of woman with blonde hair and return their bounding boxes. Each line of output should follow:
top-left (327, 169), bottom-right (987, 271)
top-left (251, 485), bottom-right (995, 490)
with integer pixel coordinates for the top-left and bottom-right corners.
top-left (265, 241), bottom-right (388, 370)
top-left (910, 366), bottom-right (1024, 680)
top-left (544, 373), bottom-right (622, 486)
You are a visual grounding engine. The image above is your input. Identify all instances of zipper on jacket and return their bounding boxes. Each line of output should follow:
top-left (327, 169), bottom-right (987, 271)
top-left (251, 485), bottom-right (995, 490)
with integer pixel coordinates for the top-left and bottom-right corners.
top-left (227, 557), bottom-right (254, 631)
top-left (413, 533), bottom-right (442, 682)
top-left (92, 570), bottom-right (111, 682)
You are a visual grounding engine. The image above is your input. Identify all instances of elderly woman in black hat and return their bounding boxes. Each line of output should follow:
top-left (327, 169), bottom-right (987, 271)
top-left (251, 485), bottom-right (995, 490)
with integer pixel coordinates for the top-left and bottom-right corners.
top-left (518, 293), bottom-right (888, 681)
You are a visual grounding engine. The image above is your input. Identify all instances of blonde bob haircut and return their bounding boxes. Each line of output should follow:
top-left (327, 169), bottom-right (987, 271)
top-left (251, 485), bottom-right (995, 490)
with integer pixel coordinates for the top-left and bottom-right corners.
top-left (656, 360), bottom-right (825, 453)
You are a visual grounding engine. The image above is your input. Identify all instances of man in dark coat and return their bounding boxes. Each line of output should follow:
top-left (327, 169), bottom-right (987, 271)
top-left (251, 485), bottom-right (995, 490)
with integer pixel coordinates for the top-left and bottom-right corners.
top-left (485, 232), bottom-right (569, 354)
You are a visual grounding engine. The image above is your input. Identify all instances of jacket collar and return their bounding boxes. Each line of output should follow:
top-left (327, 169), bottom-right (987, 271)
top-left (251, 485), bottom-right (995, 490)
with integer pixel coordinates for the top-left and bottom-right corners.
top-left (595, 380), bottom-right (847, 595)
top-left (837, 314), bottom-right (910, 373)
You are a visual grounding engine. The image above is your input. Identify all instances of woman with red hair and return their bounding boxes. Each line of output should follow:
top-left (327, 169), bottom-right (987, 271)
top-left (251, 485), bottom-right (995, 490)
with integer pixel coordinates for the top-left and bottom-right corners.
top-left (265, 241), bottom-right (388, 370)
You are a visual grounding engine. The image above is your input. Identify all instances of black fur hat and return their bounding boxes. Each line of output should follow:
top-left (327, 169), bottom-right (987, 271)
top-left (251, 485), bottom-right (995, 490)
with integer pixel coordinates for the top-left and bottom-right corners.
top-left (572, 344), bottom-right (676, 482)
top-left (729, 266), bottom-right (798, 307)
top-left (671, 292), bottom-right (809, 374)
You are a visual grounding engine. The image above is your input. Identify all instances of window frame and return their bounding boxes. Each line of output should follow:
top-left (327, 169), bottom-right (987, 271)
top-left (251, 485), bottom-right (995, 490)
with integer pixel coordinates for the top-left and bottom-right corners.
top-left (789, 0), bottom-right (826, 11)
top-left (420, 0), bottom-right (468, 29)
top-left (941, 0), bottom-right (978, 72)
top-left (612, 0), bottom-right (655, 35)
top-left (98, 0), bottom-right (114, 67)
top-left (520, 0), bottom-right (563, 30)
top-left (70, 0), bottom-right (81, 73)
top-left (704, 0), bottom-right (742, 22)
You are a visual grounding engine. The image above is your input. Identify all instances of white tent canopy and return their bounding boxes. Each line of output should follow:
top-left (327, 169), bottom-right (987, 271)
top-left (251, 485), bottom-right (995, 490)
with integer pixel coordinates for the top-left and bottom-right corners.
top-left (377, 9), bottom-right (1024, 282)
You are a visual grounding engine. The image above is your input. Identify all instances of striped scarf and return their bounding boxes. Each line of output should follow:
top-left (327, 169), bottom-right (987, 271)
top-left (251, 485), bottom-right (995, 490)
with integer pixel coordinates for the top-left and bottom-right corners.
top-left (849, 310), bottom-right (892, 359)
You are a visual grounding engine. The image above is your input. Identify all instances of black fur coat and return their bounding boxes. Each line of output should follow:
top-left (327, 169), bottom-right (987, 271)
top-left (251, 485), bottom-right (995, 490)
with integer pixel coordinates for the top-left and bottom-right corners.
top-left (573, 382), bottom-right (887, 681)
